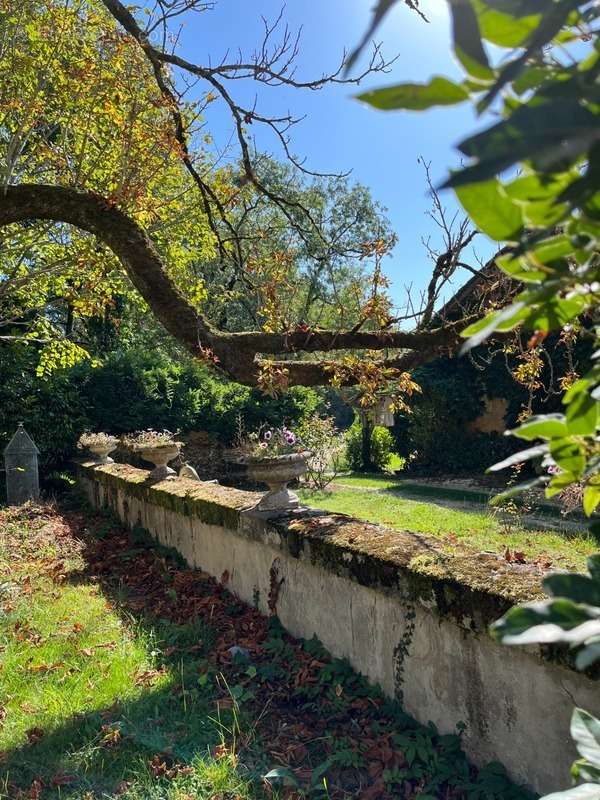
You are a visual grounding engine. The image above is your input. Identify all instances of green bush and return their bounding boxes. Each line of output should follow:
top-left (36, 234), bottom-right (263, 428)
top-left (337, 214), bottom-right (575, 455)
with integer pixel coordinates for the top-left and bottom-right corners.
top-left (0, 343), bottom-right (321, 473)
top-left (0, 344), bottom-right (89, 471)
top-left (345, 416), bottom-right (396, 472)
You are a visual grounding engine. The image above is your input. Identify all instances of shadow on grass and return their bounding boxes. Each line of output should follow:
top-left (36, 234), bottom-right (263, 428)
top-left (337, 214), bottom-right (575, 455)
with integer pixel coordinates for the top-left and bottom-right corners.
top-left (1, 508), bottom-right (273, 799)
top-left (1, 497), bottom-right (536, 800)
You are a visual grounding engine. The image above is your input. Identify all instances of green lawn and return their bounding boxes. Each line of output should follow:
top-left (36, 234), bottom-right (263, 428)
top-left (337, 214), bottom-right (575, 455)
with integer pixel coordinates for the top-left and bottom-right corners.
top-left (299, 481), bottom-right (596, 572)
top-left (0, 501), bottom-right (533, 800)
top-left (0, 506), bottom-right (254, 800)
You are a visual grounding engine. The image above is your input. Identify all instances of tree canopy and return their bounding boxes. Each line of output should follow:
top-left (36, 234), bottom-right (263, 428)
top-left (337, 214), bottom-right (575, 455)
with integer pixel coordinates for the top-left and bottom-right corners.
top-left (0, 0), bottom-right (485, 399)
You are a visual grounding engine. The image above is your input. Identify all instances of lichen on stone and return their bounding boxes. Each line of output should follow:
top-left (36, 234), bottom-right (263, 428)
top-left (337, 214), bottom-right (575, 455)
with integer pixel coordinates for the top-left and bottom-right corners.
top-left (78, 461), bottom-right (546, 635)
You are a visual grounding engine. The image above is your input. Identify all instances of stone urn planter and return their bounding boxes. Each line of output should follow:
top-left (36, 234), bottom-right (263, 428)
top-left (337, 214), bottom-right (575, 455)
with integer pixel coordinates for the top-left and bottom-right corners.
top-left (246, 451), bottom-right (311, 512)
top-left (78, 433), bottom-right (119, 465)
top-left (135, 442), bottom-right (182, 482)
top-left (88, 439), bottom-right (119, 465)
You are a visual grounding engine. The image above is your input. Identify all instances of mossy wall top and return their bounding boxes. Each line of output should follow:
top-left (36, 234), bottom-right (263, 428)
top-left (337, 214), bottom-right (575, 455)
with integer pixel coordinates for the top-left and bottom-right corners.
top-left (77, 461), bottom-right (547, 634)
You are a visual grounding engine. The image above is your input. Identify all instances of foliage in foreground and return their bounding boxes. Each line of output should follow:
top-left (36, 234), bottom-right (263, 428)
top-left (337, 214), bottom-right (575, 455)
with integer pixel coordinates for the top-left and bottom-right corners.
top-left (0, 501), bottom-right (533, 800)
top-left (359, 0), bottom-right (600, 510)
top-left (493, 556), bottom-right (600, 799)
top-left (356, 2), bottom-right (600, 794)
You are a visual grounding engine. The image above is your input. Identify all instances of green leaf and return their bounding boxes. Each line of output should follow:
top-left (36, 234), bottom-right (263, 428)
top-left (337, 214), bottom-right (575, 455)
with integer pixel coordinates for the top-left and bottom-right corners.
top-left (357, 77), bottom-right (469, 111)
top-left (564, 378), bottom-right (594, 405)
top-left (544, 783), bottom-right (600, 800)
top-left (572, 709), bottom-right (600, 768)
top-left (478, 1), bottom-right (581, 110)
top-left (497, 252), bottom-right (546, 283)
top-left (444, 101), bottom-right (599, 189)
top-left (544, 574), bottom-right (600, 606)
top-left (530, 234), bottom-right (573, 265)
top-left (584, 485), bottom-right (600, 517)
top-left (488, 444), bottom-right (548, 472)
top-left (482, 0), bottom-right (552, 16)
top-left (513, 66), bottom-right (552, 94)
top-left (448, 0), bottom-right (493, 81)
top-left (460, 300), bottom-right (528, 351)
top-left (546, 471), bottom-right (578, 498)
top-left (524, 295), bottom-right (588, 331)
top-left (505, 172), bottom-right (573, 202)
top-left (576, 643), bottom-right (600, 671)
top-left (587, 555), bottom-right (600, 583)
top-left (489, 476), bottom-right (545, 505)
top-left (455, 178), bottom-right (523, 240)
top-left (511, 414), bottom-right (568, 441)
top-left (345, 0), bottom-right (399, 73)
top-left (263, 767), bottom-right (300, 787)
top-left (550, 437), bottom-right (585, 477)
top-left (491, 597), bottom-right (597, 643)
top-left (566, 392), bottom-right (599, 436)
top-left (472, 0), bottom-right (540, 47)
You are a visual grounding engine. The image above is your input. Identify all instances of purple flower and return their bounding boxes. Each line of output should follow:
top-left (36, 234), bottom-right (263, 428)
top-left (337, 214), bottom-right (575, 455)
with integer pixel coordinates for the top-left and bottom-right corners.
top-left (259, 441), bottom-right (268, 449)
top-left (264, 430), bottom-right (272, 441)
top-left (285, 432), bottom-right (296, 445)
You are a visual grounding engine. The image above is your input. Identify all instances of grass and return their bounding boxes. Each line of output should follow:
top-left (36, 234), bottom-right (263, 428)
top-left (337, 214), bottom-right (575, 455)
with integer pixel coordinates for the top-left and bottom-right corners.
top-left (0, 506), bottom-right (253, 800)
top-left (0, 500), bottom-right (535, 800)
top-left (299, 480), bottom-right (597, 572)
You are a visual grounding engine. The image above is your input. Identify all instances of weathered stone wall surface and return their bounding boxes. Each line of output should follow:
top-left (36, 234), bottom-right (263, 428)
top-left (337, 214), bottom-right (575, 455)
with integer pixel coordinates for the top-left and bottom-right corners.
top-left (77, 461), bottom-right (600, 795)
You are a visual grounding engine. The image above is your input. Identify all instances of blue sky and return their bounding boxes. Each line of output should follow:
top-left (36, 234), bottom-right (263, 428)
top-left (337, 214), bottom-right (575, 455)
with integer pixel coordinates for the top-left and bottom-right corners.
top-left (174, 0), bottom-right (497, 311)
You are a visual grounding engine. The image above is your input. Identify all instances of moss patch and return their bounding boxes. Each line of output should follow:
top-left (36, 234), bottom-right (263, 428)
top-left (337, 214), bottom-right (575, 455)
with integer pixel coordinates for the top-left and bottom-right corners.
top-left (77, 462), bottom-right (255, 530)
top-left (275, 513), bottom-right (544, 630)
top-left (79, 463), bottom-right (546, 633)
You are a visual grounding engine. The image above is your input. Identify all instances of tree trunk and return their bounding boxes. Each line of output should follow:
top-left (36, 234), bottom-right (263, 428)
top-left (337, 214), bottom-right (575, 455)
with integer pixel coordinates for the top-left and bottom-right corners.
top-left (360, 411), bottom-right (374, 473)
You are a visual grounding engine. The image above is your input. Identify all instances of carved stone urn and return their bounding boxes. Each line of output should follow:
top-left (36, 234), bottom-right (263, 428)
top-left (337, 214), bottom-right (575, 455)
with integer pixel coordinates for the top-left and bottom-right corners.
top-left (246, 451), bottom-right (311, 512)
top-left (136, 443), bottom-right (181, 482)
top-left (88, 438), bottom-right (119, 465)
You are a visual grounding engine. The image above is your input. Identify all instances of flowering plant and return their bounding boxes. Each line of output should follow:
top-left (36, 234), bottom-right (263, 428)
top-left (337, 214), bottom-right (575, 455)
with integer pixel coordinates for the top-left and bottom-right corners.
top-left (123, 429), bottom-right (181, 450)
top-left (240, 426), bottom-right (307, 460)
top-left (77, 431), bottom-right (119, 450)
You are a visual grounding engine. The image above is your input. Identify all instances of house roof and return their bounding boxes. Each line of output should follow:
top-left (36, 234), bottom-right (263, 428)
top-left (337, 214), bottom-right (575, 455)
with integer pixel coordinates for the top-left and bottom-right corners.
top-left (430, 249), bottom-right (517, 327)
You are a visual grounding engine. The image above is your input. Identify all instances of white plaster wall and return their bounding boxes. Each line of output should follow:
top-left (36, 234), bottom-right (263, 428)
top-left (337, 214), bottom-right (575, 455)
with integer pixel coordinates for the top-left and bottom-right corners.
top-left (81, 474), bottom-right (600, 794)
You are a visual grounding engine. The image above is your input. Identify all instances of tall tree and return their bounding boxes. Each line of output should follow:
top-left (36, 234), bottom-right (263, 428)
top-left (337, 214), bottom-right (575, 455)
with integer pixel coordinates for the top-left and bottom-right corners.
top-left (0, 0), bottom-right (485, 397)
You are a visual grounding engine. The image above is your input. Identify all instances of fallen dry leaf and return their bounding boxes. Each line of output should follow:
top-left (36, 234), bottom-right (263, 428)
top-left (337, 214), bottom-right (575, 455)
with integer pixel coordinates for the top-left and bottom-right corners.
top-left (51, 773), bottom-right (76, 787)
top-left (28, 779), bottom-right (44, 800)
top-left (26, 728), bottom-right (44, 745)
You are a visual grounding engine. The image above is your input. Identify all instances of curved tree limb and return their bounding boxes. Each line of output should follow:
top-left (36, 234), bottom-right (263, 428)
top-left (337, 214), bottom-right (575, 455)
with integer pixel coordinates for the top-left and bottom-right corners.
top-left (0, 183), bottom-right (468, 385)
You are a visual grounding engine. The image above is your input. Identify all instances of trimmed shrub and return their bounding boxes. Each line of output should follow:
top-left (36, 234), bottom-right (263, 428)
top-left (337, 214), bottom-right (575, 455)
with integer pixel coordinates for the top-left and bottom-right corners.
top-left (0, 344), bottom-right (321, 473)
top-left (345, 416), bottom-right (396, 472)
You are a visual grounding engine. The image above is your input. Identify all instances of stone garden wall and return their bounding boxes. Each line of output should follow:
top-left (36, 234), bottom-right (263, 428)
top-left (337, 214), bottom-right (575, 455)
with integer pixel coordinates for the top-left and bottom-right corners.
top-left (77, 461), bottom-right (600, 795)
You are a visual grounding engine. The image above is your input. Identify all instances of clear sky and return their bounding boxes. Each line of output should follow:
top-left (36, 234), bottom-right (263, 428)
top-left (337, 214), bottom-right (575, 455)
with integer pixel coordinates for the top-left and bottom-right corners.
top-left (173, 0), bottom-right (496, 311)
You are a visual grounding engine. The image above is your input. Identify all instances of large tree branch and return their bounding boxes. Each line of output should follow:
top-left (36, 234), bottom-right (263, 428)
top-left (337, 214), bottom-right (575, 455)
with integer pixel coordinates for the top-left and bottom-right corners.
top-left (0, 183), bottom-right (469, 385)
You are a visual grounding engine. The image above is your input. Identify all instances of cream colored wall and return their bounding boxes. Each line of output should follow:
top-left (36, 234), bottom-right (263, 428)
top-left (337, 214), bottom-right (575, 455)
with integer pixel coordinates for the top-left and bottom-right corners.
top-left (80, 466), bottom-right (600, 795)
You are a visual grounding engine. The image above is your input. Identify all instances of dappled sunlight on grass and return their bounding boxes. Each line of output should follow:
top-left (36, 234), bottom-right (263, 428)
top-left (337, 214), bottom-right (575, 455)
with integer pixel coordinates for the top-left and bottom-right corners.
top-left (0, 500), bottom-right (535, 800)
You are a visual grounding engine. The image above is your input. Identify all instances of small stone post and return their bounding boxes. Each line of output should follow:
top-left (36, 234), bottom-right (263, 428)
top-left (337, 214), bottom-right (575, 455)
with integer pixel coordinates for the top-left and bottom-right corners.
top-left (3, 423), bottom-right (40, 505)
